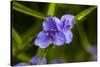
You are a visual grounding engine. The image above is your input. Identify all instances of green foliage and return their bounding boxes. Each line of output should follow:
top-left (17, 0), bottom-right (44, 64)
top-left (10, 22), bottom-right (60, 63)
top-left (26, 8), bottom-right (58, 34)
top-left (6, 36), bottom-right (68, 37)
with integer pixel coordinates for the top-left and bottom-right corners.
top-left (12, 28), bottom-right (23, 46)
top-left (75, 6), bottom-right (96, 23)
top-left (12, 28), bottom-right (23, 55)
top-left (75, 6), bottom-right (96, 50)
top-left (13, 2), bottom-right (45, 19)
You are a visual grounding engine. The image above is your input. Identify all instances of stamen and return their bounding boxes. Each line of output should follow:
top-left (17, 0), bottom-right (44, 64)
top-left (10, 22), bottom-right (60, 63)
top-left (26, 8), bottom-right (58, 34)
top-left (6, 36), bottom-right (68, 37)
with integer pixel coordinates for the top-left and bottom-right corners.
top-left (46, 33), bottom-right (49, 36)
top-left (51, 34), bottom-right (53, 36)
top-left (52, 35), bottom-right (55, 38)
top-left (54, 29), bottom-right (57, 31)
top-left (55, 32), bottom-right (58, 35)
top-left (51, 29), bottom-right (54, 31)
top-left (65, 23), bottom-right (68, 26)
top-left (64, 25), bottom-right (66, 28)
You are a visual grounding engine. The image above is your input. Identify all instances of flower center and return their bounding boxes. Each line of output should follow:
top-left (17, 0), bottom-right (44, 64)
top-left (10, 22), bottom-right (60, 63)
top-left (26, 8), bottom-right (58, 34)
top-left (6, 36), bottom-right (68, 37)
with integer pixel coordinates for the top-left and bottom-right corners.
top-left (62, 19), bottom-right (70, 29)
top-left (45, 28), bottom-right (58, 38)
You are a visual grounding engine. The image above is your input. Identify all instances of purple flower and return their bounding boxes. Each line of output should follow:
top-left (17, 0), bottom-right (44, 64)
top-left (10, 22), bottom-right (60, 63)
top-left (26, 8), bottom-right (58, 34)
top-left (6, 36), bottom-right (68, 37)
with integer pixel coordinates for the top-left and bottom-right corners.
top-left (87, 45), bottom-right (97, 61)
top-left (59, 14), bottom-right (74, 44)
top-left (35, 15), bottom-right (74, 48)
top-left (35, 16), bottom-right (66, 48)
top-left (30, 55), bottom-right (47, 65)
top-left (14, 55), bottom-right (46, 66)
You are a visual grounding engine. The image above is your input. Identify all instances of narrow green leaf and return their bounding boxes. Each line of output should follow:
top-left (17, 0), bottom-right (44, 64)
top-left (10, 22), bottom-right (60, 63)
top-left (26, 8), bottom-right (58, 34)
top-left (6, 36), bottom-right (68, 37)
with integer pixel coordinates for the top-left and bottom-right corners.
top-left (12, 28), bottom-right (23, 48)
top-left (47, 3), bottom-right (56, 15)
top-left (13, 23), bottom-right (41, 57)
top-left (12, 28), bottom-right (24, 56)
top-left (76, 24), bottom-right (89, 50)
top-left (37, 45), bottom-right (53, 64)
top-left (21, 23), bottom-right (39, 42)
top-left (75, 6), bottom-right (96, 23)
top-left (13, 2), bottom-right (45, 19)
top-left (12, 28), bottom-right (31, 58)
top-left (17, 53), bottom-right (31, 63)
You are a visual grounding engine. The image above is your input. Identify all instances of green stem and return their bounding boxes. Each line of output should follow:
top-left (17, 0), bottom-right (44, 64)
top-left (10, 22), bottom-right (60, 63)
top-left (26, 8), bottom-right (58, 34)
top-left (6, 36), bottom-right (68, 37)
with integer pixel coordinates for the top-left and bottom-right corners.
top-left (47, 3), bottom-right (56, 16)
top-left (37, 45), bottom-right (53, 64)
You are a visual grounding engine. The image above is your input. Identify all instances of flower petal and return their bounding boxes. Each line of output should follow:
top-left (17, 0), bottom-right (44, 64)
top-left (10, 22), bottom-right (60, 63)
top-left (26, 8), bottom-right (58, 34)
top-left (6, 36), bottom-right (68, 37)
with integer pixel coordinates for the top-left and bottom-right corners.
top-left (34, 31), bottom-right (50, 48)
top-left (30, 55), bottom-right (40, 65)
top-left (43, 16), bottom-right (58, 31)
top-left (87, 45), bottom-right (97, 60)
top-left (62, 30), bottom-right (73, 44)
top-left (53, 31), bottom-right (66, 46)
top-left (30, 55), bottom-right (47, 65)
top-left (61, 14), bottom-right (74, 29)
top-left (53, 16), bottom-right (62, 30)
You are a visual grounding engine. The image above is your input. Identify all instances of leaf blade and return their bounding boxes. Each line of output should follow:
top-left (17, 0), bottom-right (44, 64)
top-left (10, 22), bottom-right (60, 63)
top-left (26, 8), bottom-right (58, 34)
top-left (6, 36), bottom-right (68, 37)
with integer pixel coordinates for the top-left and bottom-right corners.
top-left (13, 2), bottom-right (45, 19)
top-left (75, 6), bottom-right (96, 23)
top-left (12, 28), bottom-right (23, 56)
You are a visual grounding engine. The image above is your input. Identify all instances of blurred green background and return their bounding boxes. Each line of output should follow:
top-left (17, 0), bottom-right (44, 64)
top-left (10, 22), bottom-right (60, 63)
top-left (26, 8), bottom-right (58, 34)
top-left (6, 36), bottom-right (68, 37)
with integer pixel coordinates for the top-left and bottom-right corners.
top-left (11, 1), bottom-right (97, 66)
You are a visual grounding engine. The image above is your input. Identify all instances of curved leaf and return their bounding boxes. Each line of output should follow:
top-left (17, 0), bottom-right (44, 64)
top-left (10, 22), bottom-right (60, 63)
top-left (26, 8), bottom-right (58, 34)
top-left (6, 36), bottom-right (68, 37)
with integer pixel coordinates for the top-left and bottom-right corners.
top-left (75, 6), bottom-right (96, 23)
top-left (13, 2), bottom-right (45, 19)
